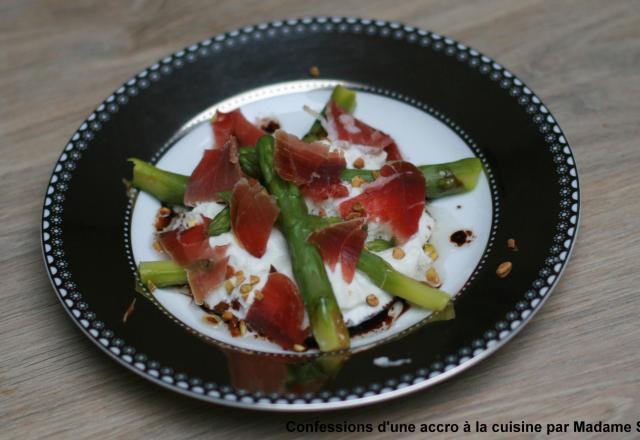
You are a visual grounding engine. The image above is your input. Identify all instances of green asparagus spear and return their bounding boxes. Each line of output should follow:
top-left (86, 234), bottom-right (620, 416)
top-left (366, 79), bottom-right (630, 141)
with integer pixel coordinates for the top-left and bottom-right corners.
top-left (128, 158), bottom-right (188, 205)
top-left (138, 252), bottom-right (451, 312)
top-left (365, 238), bottom-right (395, 252)
top-left (341, 158), bottom-right (483, 199)
top-left (238, 146), bottom-right (262, 180)
top-left (207, 206), bottom-right (230, 236)
top-left (307, 217), bottom-right (451, 311)
top-left (255, 135), bottom-right (350, 351)
top-left (138, 260), bottom-right (187, 287)
top-left (357, 251), bottom-right (450, 311)
top-left (306, 215), bottom-right (342, 230)
top-left (302, 85), bottom-right (356, 143)
top-left (130, 156), bottom-right (482, 202)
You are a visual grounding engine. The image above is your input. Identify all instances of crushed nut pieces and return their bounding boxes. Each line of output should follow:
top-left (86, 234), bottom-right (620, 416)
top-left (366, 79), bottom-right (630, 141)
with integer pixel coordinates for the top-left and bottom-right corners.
top-left (425, 267), bottom-right (442, 287)
top-left (203, 314), bottom-right (219, 325)
top-left (507, 238), bottom-right (518, 251)
top-left (392, 247), bottom-right (406, 259)
top-left (371, 170), bottom-right (381, 180)
top-left (224, 280), bottom-right (234, 294)
top-left (309, 66), bottom-right (320, 78)
top-left (154, 206), bottom-right (173, 230)
top-left (423, 243), bottom-right (438, 261)
top-left (366, 294), bottom-right (379, 307)
top-left (239, 284), bottom-right (253, 294)
top-left (235, 271), bottom-right (245, 285)
top-left (221, 310), bottom-right (234, 322)
top-left (293, 344), bottom-right (307, 352)
top-left (352, 157), bottom-right (365, 169)
top-left (254, 290), bottom-right (264, 301)
top-left (309, 65), bottom-right (320, 77)
top-left (345, 201), bottom-right (366, 220)
top-left (351, 175), bottom-right (366, 188)
top-left (249, 275), bottom-right (260, 285)
top-left (496, 261), bottom-right (513, 278)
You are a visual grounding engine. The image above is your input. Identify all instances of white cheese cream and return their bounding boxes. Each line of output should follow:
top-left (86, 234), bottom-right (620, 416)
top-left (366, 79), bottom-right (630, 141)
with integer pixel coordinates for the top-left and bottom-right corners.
top-left (182, 139), bottom-right (442, 328)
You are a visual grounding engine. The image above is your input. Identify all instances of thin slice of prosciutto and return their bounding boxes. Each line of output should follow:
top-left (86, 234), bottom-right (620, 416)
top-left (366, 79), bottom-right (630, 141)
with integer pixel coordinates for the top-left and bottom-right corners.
top-left (213, 109), bottom-right (265, 148)
top-left (246, 272), bottom-right (309, 350)
top-left (274, 129), bottom-right (348, 202)
top-left (308, 219), bottom-right (367, 283)
top-left (183, 136), bottom-right (243, 206)
top-left (230, 178), bottom-right (279, 258)
top-left (338, 161), bottom-right (425, 243)
top-left (326, 101), bottom-right (403, 161)
top-left (158, 220), bottom-right (229, 305)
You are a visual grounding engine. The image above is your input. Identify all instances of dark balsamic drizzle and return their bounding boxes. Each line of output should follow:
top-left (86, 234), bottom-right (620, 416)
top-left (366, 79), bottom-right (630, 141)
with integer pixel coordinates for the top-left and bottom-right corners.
top-left (450, 229), bottom-right (474, 246)
top-left (260, 118), bottom-right (281, 133)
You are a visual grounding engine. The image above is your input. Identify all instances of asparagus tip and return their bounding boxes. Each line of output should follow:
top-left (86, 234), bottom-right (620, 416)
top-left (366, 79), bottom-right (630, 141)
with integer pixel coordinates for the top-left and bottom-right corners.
top-left (458, 157), bottom-right (483, 191)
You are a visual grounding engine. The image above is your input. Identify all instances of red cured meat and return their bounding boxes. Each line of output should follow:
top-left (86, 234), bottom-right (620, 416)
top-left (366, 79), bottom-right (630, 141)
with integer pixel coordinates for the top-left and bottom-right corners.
top-left (299, 180), bottom-right (349, 202)
top-left (326, 101), bottom-right (403, 161)
top-left (274, 130), bottom-right (348, 202)
top-left (308, 219), bottom-right (367, 283)
top-left (230, 178), bottom-right (279, 258)
top-left (213, 109), bottom-right (265, 147)
top-left (338, 161), bottom-right (425, 243)
top-left (246, 272), bottom-right (309, 350)
top-left (185, 255), bottom-right (230, 305)
top-left (158, 220), bottom-right (229, 305)
top-left (183, 137), bottom-right (243, 206)
top-left (158, 221), bottom-right (213, 266)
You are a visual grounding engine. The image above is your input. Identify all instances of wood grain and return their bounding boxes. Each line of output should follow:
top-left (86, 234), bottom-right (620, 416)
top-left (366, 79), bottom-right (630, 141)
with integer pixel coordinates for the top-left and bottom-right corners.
top-left (1, 0), bottom-right (639, 438)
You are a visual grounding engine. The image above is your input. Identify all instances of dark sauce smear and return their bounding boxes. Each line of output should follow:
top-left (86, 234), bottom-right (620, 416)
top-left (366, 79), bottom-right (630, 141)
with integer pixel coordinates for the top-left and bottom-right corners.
top-left (260, 118), bottom-right (281, 133)
top-left (302, 300), bottom-right (410, 349)
top-left (197, 293), bottom-right (411, 349)
top-left (450, 229), bottom-right (474, 246)
top-left (349, 300), bottom-right (410, 336)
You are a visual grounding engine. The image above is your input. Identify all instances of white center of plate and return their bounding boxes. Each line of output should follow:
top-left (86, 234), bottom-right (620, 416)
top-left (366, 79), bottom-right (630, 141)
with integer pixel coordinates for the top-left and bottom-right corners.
top-left (129, 81), bottom-right (493, 354)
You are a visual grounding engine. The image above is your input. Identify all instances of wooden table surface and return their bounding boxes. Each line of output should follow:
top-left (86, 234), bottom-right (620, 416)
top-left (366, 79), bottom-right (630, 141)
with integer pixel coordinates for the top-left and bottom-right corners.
top-left (2, 0), bottom-right (639, 438)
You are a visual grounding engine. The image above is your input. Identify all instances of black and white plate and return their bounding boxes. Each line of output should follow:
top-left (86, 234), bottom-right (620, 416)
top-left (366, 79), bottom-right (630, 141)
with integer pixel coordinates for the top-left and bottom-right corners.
top-left (42, 17), bottom-right (580, 410)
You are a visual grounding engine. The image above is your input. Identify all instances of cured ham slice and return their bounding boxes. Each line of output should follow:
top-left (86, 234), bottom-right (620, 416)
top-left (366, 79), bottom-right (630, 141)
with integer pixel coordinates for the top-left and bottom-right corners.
top-left (308, 219), bottom-right (367, 283)
top-left (326, 101), bottom-right (403, 160)
top-left (183, 137), bottom-right (243, 206)
top-left (338, 161), bottom-right (425, 243)
top-left (246, 272), bottom-right (309, 350)
top-left (185, 257), bottom-right (230, 306)
top-left (274, 130), bottom-right (348, 202)
top-left (158, 220), bottom-right (229, 305)
top-left (213, 109), bottom-right (265, 147)
top-left (230, 178), bottom-right (279, 258)
top-left (299, 180), bottom-right (349, 201)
